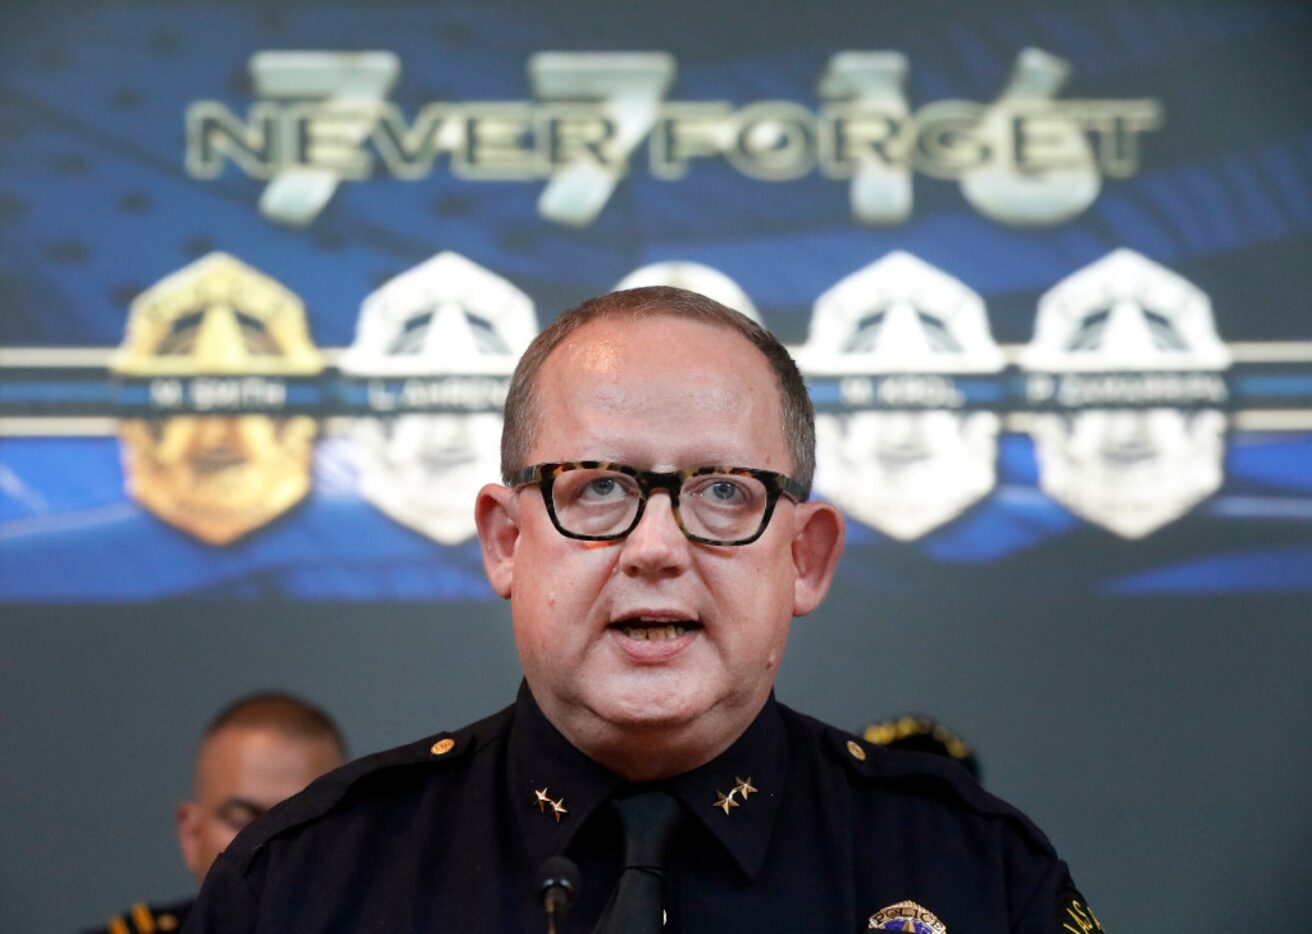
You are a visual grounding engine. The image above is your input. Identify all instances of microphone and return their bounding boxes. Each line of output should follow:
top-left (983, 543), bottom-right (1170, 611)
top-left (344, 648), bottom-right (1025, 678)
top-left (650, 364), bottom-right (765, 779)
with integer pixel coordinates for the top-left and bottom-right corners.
top-left (537, 855), bottom-right (582, 934)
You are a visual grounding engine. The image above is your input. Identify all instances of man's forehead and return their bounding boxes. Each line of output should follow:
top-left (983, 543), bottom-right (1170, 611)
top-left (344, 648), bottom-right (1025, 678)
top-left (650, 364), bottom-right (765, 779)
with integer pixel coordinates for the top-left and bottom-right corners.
top-left (557, 324), bottom-right (625, 377)
top-left (197, 725), bottom-right (335, 775)
top-left (531, 313), bottom-right (787, 468)
top-left (545, 313), bottom-right (770, 388)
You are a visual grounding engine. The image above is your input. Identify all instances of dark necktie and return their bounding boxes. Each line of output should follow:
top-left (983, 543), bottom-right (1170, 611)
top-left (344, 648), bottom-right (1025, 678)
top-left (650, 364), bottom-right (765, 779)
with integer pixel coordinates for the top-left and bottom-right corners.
top-left (591, 790), bottom-right (682, 934)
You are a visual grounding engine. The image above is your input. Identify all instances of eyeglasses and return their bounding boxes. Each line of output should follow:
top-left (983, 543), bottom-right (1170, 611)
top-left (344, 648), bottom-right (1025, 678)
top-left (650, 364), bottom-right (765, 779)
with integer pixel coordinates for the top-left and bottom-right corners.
top-left (510, 461), bottom-right (808, 546)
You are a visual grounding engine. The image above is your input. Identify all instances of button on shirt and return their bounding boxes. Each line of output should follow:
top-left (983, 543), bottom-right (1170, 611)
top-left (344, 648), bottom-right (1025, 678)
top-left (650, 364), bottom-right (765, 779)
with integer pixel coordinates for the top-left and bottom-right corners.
top-left (184, 684), bottom-right (1094, 933)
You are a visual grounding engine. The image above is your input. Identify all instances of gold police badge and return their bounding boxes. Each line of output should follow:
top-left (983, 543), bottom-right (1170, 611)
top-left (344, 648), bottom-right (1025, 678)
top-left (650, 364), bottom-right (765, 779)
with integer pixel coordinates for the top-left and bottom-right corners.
top-left (112, 253), bottom-right (322, 544)
top-left (868, 900), bottom-right (947, 933)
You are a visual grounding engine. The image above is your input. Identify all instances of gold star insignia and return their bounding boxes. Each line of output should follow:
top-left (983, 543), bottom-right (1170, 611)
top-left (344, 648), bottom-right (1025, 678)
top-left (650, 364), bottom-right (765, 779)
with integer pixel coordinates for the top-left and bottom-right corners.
top-left (733, 776), bottom-right (758, 799)
top-left (713, 789), bottom-right (740, 814)
top-left (533, 787), bottom-right (568, 822)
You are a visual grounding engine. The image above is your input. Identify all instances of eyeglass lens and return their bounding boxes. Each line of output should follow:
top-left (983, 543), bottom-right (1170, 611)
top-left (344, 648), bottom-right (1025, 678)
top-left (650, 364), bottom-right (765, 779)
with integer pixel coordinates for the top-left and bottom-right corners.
top-left (549, 467), bottom-right (770, 542)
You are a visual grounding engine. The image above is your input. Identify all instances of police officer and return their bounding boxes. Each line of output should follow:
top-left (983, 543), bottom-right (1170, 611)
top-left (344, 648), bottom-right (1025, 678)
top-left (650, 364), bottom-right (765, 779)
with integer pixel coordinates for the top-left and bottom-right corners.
top-left (185, 287), bottom-right (1103, 932)
top-left (84, 693), bottom-right (344, 934)
top-left (862, 713), bottom-right (983, 783)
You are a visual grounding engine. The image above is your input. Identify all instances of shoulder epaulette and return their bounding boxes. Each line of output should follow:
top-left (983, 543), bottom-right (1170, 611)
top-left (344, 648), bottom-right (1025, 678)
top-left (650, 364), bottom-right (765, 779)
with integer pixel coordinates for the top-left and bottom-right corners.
top-left (222, 703), bottom-right (514, 873)
top-left (794, 707), bottom-right (1058, 859)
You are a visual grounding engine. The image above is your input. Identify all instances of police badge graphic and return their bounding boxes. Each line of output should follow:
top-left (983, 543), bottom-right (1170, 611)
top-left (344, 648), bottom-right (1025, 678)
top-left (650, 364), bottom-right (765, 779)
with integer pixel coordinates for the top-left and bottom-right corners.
top-left (1022, 248), bottom-right (1231, 538)
top-left (868, 899), bottom-right (947, 933)
top-left (797, 251), bottom-right (1006, 540)
top-left (614, 261), bottom-right (763, 323)
top-left (111, 253), bottom-right (323, 544)
top-left (337, 251), bottom-right (538, 544)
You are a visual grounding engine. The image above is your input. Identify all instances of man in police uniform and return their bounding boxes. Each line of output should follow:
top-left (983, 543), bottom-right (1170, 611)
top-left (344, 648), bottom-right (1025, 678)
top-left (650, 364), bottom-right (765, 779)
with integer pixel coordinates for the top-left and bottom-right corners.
top-left (185, 287), bottom-right (1103, 932)
top-left (85, 693), bottom-right (345, 934)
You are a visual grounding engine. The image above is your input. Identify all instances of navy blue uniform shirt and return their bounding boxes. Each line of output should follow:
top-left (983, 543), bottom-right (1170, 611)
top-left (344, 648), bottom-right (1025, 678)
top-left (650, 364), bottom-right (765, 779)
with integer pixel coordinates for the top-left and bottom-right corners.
top-left (184, 685), bottom-right (1102, 933)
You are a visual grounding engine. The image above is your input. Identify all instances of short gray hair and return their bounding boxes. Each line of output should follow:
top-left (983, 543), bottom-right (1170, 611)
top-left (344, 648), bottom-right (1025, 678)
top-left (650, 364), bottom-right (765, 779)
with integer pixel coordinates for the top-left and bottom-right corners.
top-left (500, 286), bottom-right (815, 495)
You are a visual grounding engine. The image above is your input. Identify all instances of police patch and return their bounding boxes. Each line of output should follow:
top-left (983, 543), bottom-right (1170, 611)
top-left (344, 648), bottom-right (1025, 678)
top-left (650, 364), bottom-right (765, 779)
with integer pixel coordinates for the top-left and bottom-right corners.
top-left (1058, 887), bottom-right (1105, 933)
top-left (867, 900), bottom-right (947, 933)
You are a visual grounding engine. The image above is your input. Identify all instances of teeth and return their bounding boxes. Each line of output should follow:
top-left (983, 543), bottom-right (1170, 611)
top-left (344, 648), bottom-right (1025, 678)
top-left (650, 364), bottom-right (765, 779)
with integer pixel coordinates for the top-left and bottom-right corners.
top-left (620, 622), bottom-right (687, 641)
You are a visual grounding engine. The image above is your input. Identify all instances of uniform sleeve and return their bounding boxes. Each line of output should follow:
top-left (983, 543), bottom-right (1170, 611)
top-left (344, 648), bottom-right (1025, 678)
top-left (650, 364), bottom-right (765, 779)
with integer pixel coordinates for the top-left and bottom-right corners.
top-left (1051, 883), bottom-right (1107, 934)
top-left (180, 851), bottom-right (259, 934)
top-left (1013, 857), bottom-right (1107, 933)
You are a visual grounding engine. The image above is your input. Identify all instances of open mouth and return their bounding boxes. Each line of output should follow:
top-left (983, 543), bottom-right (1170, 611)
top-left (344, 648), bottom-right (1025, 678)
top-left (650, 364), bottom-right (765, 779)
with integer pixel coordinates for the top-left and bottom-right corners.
top-left (610, 616), bottom-right (701, 641)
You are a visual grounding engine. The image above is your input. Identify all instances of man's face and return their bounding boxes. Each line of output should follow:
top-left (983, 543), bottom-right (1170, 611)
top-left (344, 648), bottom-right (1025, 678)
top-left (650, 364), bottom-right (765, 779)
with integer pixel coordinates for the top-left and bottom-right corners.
top-left (176, 726), bottom-right (342, 884)
top-left (478, 314), bottom-right (843, 774)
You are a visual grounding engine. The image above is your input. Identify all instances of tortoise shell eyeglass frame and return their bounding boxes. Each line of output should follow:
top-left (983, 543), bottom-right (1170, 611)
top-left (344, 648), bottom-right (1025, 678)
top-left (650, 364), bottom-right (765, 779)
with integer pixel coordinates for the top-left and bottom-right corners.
top-left (509, 461), bottom-right (809, 547)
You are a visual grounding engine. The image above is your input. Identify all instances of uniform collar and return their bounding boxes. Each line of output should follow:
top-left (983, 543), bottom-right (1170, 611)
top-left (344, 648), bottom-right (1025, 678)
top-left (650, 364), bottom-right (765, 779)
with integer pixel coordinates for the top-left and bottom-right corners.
top-left (508, 682), bottom-right (626, 871)
top-left (507, 682), bottom-right (788, 882)
top-left (665, 692), bottom-right (788, 881)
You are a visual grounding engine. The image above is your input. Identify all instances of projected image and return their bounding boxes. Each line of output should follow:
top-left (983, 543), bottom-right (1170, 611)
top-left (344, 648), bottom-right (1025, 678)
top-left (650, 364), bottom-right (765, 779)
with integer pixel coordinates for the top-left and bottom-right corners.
top-left (1, 3), bottom-right (1309, 601)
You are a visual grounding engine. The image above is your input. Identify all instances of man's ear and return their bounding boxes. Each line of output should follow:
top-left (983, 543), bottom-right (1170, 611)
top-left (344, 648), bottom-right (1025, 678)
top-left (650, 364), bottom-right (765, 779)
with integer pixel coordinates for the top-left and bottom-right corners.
top-left (791, 501), bottom-right (845, 617)
top-left (176, 800), bottom-right (202, 880)
top-left (475, 483), bottom-right (520, 599)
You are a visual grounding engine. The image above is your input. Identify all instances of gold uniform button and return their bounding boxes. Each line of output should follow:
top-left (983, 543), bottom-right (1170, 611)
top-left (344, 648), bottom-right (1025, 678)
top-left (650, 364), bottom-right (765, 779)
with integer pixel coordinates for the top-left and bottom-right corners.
top-left (431, 738), bottom-right (456, 756)
top-left (846, 739), bottom-right (867, 761)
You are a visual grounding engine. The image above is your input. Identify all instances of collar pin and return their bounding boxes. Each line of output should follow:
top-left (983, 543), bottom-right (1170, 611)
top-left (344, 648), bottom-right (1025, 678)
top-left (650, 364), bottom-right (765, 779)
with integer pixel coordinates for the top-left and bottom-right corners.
top-left (713, 776), bottom-right (761, 814)
top-left (533, 787), bottom-right (568, 822)
top-left (733, 776), bottom-right (758, 799)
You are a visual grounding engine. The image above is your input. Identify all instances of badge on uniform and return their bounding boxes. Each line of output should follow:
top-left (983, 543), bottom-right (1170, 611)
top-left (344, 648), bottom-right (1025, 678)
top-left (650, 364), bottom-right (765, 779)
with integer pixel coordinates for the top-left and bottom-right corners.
top-left (867, 900), bottom-right (947, 933)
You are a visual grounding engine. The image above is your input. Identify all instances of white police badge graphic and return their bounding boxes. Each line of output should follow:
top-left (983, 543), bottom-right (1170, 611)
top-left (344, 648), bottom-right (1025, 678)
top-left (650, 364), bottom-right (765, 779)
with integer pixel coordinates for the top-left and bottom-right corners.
top-left (797, 252), bottom-right (1006, 540)
top-left (338, 251), bottom-right (537, 544)
top-left (614, 261), bottom-right (762, 322)
top-left (1022, 248), bottom-right (1231, 538)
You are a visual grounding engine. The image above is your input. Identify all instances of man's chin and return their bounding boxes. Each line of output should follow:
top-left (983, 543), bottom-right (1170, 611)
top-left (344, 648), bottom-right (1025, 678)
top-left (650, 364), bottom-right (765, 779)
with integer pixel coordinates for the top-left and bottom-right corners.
top-left (590, 682), bottom-right (712, 733)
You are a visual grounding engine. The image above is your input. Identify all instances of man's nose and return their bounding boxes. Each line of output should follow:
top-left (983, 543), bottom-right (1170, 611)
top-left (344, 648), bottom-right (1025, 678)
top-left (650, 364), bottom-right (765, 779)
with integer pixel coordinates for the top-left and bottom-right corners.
top-left (618, 491), bottom-right (691, 578)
